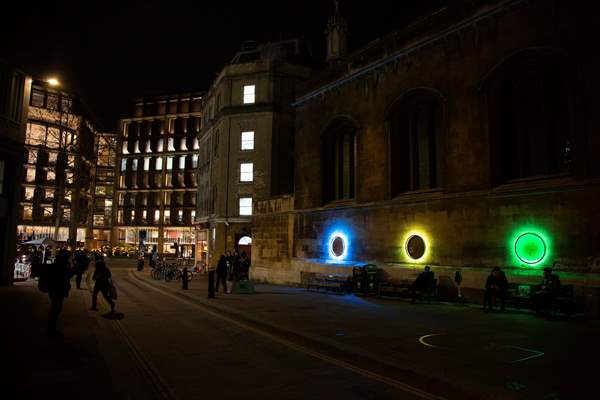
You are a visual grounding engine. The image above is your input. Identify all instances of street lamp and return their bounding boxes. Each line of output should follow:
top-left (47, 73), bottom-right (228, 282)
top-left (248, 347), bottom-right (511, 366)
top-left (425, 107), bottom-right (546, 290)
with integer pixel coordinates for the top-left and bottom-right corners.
top-left (46, 78), bottom-right (60, 86)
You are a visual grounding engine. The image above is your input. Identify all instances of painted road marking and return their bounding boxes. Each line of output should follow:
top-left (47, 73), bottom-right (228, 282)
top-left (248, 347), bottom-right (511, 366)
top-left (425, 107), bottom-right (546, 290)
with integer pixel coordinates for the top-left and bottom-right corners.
top-left (418, 334), bottom-right (445, 349)
top-left (129, 270), bottom-right (448, 400)
top-left (502, 345), bottom-right (545, 363)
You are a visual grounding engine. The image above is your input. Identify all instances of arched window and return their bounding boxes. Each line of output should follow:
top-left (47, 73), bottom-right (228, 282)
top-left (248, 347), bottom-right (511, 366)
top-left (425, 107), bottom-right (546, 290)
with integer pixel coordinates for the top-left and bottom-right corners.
top-left (389, 90), bottom-right (443, 196)
top-left (485, 50), bottom-right (573, 183)
top-left (322, 118), bottom-right (357, 204)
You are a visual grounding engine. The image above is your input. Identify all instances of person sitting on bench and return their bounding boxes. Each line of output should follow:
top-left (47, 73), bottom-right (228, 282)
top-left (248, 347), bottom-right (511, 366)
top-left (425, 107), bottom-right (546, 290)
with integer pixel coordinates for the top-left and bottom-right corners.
top-left (483, 266), bottom-right (508, 311)
top-left (533, 267), bottom-right (560, 315)
top-left (410, 266), bottom-right (435, 304)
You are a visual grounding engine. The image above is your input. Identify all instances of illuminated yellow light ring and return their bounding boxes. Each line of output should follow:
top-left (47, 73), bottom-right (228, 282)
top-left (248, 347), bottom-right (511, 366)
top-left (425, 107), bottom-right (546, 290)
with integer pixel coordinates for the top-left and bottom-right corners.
top-left (402, 229), bottom-right (431, 263)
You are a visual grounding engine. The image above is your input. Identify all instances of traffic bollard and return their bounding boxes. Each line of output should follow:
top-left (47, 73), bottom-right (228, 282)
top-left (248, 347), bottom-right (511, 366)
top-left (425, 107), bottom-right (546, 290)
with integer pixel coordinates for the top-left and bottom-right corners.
top-left (182, 267), bottom-right (189, 290)
top-left (208, 270), bottom-right (215, 298)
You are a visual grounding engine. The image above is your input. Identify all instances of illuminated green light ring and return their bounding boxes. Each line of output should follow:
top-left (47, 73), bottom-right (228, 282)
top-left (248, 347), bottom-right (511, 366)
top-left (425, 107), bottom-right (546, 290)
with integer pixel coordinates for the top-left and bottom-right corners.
top-left (514, 232), bottom-right (547, 265)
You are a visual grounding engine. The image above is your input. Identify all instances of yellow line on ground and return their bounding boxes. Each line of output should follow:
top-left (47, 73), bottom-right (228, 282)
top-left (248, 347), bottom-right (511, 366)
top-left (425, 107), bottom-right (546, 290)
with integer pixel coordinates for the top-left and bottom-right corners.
top-left (129, 269), bottom-right (448, 400)
top-left (418, 334), bottom-right (444, 349)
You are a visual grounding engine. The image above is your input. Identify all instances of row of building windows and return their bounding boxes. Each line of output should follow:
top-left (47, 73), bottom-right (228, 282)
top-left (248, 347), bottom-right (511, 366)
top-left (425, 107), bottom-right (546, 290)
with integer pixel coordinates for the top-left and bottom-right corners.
top-left (118, 172), bottom-right (196, 189)
top-left (122, 137), bottom-right (199, 154)
top-left (25, 122), bottom-right (75, 148)
top-left (21, 204), bottom-right (70, 221)
top-left (120, 155), bottom-right (199, 172)
top-left (134, 97), bottom-right (202, 118)
top-left (117, 209), bottom-right (196, 225)
top-left (117, 191), bottom-right (196, 207)
top-left (23, 167), bottom-right (73, 185)
top-left (30, 89), bottom-right (73, 113)
top-left (123, 116), bottom-right (201, 137)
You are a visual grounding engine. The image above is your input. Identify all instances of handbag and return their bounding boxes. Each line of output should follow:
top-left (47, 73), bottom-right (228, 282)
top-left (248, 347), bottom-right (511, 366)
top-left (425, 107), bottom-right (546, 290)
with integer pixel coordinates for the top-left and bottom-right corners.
top-left (108, 279), bottom-right (118, 300)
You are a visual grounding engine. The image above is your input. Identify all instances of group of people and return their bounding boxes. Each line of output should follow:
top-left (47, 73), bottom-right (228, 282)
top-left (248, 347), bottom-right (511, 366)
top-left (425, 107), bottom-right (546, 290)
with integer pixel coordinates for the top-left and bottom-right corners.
top-left (41, 249), bottom-right (116, 338)
top-left (215, 251), bottom-right (251, 293)
top-left (483, 266), bottom-right (561, 314)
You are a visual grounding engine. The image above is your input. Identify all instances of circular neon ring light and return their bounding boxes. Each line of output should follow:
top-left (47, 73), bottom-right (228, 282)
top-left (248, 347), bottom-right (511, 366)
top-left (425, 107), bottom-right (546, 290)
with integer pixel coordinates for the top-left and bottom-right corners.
top-left (514, 232), bottom-right (547, 265)
top-left (328, 232), bottom-right (348, 260)
top-left (405, 234), bottom-right (426, 260)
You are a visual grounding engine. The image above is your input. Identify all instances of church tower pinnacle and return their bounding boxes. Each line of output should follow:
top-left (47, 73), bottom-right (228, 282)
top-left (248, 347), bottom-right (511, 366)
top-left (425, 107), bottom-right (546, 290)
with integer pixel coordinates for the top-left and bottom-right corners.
top-left (325, 0), bottom-right (348, 63)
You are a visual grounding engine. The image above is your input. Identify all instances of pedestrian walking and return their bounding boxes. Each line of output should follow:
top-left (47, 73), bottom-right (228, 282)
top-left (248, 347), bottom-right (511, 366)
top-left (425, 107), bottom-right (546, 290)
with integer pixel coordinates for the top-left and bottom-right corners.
top-left (73, 251), bottom-right (91, 289)
top-left (89, 260), bottom-right (116, 313)
top-left (47, 248), bottom-right (74, 338)
top-left (215, 255), bottom-right (228, 293)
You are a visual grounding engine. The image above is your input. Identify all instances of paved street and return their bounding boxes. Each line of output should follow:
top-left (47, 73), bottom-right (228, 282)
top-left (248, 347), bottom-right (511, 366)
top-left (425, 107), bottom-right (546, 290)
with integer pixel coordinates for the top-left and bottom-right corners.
top-left (2, 258), bottom-right (599, 399)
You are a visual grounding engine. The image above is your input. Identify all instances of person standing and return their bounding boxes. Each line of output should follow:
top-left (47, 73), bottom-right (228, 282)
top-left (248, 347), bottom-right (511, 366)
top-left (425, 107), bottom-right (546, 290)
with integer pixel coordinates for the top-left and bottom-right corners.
top-left (410, 266), bottom-right (435, 304)
top-left (215, 255), bottom-right (228, 294)
top-left (47, 249), bottom-right (74, 338)
top-left (89, 260), bottom-right (116, 313)
top-left (483, 267), bottom-right (508, 311)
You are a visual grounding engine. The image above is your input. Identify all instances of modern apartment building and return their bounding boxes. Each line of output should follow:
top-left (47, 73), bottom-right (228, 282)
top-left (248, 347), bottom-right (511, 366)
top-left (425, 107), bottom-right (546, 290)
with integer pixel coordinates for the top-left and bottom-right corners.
top-left (195, 40), bottom-right (313, 266)
top-left (0, 61), bottom-right (31, 284)
top-left (17, 79), bottom-right (98, 247)
top-left (114, 93), bottom-right (203, 257)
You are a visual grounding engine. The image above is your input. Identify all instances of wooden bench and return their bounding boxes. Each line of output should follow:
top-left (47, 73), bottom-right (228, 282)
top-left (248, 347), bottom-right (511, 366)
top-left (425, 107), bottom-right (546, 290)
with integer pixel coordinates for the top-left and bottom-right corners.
top-left (301, 271), bottom-right (352, 295)
top-left (379, 278), bottom-right (438, 302)
top-left (505, 282), bottom-right (576, 316)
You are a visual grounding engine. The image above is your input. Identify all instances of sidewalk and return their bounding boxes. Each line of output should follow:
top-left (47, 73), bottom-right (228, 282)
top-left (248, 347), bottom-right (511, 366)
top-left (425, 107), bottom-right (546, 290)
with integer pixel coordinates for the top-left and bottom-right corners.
top-left (132, 265), bottom-right (600, 399)
top-left (0, 280), bottom-right (115, 399)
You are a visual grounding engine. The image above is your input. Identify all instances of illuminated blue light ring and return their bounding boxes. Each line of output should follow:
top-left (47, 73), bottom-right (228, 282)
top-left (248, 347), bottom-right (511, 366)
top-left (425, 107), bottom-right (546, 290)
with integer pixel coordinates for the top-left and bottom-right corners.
top-left (328, 231), bottom-right (349, 260)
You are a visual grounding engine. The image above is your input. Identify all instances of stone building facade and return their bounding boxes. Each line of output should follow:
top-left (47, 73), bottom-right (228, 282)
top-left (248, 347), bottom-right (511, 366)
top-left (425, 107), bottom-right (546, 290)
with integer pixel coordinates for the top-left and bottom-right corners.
top-left (251, 0), bottom-right (600, 293)
top-left (113, 93), bottom-right (202, 256)
top-left (89, 131), bottom-right (117, 247)
top-left (17, 79), bottom-right (98, 247)
top-left (195, 40), bottom-right (313, 266)
top-left (0, 61), bottom-right (30, 285)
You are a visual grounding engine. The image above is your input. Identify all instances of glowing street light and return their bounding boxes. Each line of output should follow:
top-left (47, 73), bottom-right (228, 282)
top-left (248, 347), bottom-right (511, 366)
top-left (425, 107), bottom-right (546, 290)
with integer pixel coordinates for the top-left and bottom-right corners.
top-left (46, 78), bottom-right (60, 86)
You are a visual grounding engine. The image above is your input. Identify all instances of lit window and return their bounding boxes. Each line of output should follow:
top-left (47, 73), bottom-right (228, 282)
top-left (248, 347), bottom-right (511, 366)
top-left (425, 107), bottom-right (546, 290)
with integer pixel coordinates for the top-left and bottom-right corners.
top-left (192, 155), bottom-right (198, 168)
top-left (168, 138), bottom-right (175, 151)
top-left (65, 171), bottom-right (72, 184)
top-left (122, 141), bottom-right (129, 154)
top-left (122, 122), bottom-right (129, 137)
top-left (164, 210), bottom-right (170, 224)
top-left (191, 210), bottom-right (196, 221)
top-left (145, 140), bottom-right (152, 153)
top-left (132, 159), bottom-right (138, 171)
top-left (45, 189), bottom-right (54, 200)
top-left (168, 118), bottom-right (175, 134)
top-left (27, 150), bottom-right (37, 164)
top-left (134, 140), bottom-right (140, 153)
top-left (143, 157), bottom-right (150, 171)
top-left (243, 85), bottom-right (255, 104)
top-left (180, 138), bottom-right (187, 151)
top-left (179, 156), bottom-right (186, 169)
top-left (121, 159), bottom-right (127, 172)
top-left (118, 210), bottom-right (123, 224)
top-left (26, 168), bottom-right (36, 182)
top-left (43, 206), bottom-right (53, 217)
top-left (23, 205), bottom-right (33, 220)
top-left (131, 210), bottom-right (135, 221)
top-left (24, 187), bottom-right (35, 201)
top-left (240, 163), bottom-right (253, 182)
top-left (48, 152), bottom-right (58, 164)
top-left (154, 210), bottom-right (160, 223)
top-left (142, 210), bottom-right (147, 220)
top-left (156, 157), bottom-right (163, 170)
top-left (239, 197), bottom-right (252, 216)
top-left (241, 131), bottom-right (254, 150)
top-left (167, 156), bottom-right (173, 170)
top-left (177, 210), bottom-right (183, 223)
top-left (157, 139), bottom-right (164, 152)
top-left (31, 90), bottom-right (45, 107)
top-left (193, 138), bottom-right (199, 150)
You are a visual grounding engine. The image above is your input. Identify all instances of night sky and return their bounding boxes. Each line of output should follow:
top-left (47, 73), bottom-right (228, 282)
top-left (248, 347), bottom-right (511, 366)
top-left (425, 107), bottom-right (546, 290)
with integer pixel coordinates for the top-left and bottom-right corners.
top-left (1, 0), bottom-right (445, 130)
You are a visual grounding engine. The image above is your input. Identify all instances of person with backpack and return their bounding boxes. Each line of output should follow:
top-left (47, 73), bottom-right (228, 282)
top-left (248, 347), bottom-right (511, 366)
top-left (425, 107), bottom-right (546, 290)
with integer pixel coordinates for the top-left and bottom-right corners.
top-left (46, 248), bottom-right (74, 338)
top-left (89, 260), bottom-right (116, 313)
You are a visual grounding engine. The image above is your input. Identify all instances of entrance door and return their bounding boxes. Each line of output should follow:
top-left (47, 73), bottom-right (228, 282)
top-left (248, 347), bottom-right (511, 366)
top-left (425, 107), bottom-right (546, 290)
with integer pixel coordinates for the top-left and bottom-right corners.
top-left (237, 235), bottom-right (252, 260)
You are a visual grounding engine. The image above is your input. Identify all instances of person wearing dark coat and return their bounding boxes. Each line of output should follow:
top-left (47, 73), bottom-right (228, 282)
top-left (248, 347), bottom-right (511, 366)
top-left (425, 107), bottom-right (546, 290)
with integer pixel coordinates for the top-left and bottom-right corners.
top-left (215, 255), bottom-right (228, 293)
top-left (73, 251), bottom-right (91, 289)
top-left (533, 267), bottom-right (561, 315)
top-left (410, 266), bottom-right (435, 303)
top-left (47, 249), bottom-right (74, 337)
top-left (89, 260), bottom-right (115, 312)
top-left (483, 266), bottom-right (509, 311)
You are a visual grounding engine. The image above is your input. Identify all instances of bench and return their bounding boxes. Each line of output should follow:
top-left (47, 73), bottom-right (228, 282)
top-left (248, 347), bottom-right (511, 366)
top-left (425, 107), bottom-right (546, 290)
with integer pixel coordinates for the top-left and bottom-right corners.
top-left (505, 282), bottom-right (576, 316)
top-left (300, 271), bottom-right (352, 295)
top-left (379, 278), bottom-right (438, 302)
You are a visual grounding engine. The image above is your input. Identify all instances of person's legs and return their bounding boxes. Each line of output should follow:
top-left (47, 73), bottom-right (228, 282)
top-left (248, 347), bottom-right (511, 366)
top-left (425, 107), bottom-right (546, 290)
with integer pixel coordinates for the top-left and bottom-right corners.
top-left (47, 296), bottom-right (64, 335)
top-left (100, 287), bottom-right (115, 311)
top-left (75, 271), bottom-right (83, 289)
top-left (90, 284), bottom-right (101, 310)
